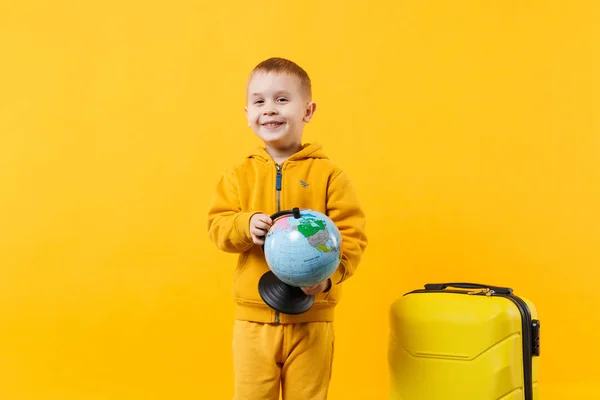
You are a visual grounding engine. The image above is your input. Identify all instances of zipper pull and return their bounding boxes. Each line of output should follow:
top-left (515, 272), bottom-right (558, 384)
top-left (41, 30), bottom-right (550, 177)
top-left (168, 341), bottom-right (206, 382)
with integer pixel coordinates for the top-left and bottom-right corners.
top-left (275, 164), bottom-right (282, 191)
top-left (468, 288), bottom-right (495, 296)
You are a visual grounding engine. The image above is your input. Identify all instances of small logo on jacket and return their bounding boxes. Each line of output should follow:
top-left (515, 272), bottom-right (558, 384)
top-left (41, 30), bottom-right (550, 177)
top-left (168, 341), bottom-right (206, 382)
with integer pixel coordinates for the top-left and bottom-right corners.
top-left (300, 180), bottom-right (309, 188)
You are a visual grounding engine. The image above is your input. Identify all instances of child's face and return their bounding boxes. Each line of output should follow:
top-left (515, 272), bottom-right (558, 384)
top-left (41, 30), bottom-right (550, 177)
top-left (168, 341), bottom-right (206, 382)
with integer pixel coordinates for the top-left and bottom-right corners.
top-left (245, 71), bottom-right (316, 152)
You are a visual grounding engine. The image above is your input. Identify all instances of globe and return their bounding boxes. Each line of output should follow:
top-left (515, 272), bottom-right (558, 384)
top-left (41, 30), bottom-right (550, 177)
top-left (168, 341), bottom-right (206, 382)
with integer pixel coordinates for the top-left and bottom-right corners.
top-left (263, 209), bottom-right (342, 288)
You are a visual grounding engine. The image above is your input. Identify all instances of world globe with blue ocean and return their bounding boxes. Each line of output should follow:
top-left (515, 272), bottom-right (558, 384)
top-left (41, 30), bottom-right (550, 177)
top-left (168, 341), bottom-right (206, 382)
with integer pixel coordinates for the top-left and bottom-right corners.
top-left (263, 209), bottom-right (342, 287)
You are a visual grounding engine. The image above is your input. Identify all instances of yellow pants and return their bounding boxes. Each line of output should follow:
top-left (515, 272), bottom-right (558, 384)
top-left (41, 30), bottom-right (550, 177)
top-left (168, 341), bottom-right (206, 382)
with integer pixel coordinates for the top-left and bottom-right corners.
top-left (232, 320), bottom-right (335, 400)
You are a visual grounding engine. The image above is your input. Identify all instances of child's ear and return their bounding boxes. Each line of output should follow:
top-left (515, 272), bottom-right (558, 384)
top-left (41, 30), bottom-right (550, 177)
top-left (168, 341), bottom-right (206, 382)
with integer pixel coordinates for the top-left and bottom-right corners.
top-left (244, 106), bottom-right (250, 126)
top-left (303, 102), bottom-right (317, 123)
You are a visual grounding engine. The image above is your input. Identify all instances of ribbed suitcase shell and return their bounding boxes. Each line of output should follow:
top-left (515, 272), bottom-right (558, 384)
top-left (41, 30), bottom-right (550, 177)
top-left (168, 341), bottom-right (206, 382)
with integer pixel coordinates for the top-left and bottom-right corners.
top-left (389, 285), bottom-right (539, 400)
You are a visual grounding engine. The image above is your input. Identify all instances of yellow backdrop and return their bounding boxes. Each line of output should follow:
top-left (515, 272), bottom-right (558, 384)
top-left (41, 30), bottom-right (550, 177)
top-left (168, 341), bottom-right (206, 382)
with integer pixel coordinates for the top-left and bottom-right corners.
top-left (1, 0), bottom-right (599, 399)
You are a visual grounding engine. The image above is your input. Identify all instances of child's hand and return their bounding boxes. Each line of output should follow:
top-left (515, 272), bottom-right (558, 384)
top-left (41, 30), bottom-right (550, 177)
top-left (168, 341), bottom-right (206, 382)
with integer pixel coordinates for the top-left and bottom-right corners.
top-left (301, 279), bottom-right (332, 295)
top-left (249, 213), bottom-right (273, 245)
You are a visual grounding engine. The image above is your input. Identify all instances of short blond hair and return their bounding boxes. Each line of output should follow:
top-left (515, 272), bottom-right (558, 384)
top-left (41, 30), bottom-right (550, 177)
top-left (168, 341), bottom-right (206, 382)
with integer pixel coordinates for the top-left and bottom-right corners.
top-left (249, 57), bottom-right (312, 98)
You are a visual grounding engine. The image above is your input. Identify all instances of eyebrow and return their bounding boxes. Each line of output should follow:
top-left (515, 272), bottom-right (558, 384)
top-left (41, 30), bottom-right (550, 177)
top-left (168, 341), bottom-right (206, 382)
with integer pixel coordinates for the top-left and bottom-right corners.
top-left (250, 90), bottom-right (292, 97)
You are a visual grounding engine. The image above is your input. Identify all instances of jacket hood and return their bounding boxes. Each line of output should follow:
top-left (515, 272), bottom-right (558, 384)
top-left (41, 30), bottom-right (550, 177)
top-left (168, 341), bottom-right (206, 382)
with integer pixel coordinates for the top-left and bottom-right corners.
top-left (248, 142), bottom-right (329, 163)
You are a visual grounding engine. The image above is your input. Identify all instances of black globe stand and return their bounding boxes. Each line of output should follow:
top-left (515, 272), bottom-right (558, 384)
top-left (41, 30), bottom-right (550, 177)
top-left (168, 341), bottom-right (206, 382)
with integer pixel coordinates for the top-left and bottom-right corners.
top-left (258, 271), bottom-right (315, 315)
top-left (258, 207), bottom-right (315, 315)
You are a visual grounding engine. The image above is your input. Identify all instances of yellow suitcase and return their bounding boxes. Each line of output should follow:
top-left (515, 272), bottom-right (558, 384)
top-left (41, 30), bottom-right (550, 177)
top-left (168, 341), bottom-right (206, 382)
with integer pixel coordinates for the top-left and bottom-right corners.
top-left (389, 283), bottom-right (540, 400)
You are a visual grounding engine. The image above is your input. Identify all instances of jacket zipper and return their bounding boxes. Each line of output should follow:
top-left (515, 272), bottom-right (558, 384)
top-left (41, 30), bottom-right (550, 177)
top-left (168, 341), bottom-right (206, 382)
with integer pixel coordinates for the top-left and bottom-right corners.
top-left (405, 289), bottom-right (536, 400)
top-left (274, 163), bottom-right (282, 323)
top-left (275, 164), bottom-right (282, 212)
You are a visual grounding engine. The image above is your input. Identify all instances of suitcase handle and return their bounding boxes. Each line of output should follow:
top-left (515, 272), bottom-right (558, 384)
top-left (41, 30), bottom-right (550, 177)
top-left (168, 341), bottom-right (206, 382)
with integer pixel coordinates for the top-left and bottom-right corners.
top-left (424, 282), bottom-right (513, 295)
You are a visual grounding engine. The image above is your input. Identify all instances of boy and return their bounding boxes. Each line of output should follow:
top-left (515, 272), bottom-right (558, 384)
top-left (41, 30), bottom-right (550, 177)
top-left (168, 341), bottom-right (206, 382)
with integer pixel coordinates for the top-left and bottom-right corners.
top-left (207, 57), bottom-right (367, 400)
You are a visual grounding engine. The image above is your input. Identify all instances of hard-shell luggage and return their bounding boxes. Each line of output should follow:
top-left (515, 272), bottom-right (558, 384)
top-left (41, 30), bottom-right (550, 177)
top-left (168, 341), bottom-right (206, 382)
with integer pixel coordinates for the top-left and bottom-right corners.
top-left (388, 282), bottom-right (540, 400)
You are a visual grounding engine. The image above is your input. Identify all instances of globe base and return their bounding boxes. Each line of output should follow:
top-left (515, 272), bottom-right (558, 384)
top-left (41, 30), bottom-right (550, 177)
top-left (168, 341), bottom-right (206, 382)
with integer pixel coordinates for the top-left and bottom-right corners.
top-left (258, 271), bottom-right (314, 315)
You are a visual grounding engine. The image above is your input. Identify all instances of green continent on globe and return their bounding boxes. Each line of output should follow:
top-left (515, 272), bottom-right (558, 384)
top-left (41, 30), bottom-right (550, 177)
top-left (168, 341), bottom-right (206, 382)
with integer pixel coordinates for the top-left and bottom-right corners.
top-left (297, 217), bottom-right (326, 237)
top-left (297, 217), bottom-right (335, 253)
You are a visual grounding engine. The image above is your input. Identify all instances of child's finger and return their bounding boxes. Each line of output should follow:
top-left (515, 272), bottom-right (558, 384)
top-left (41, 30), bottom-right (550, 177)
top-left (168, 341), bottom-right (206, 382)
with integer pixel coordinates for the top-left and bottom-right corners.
top-left (251, 226), bottom-right (267, 237)
top-left (259, 218), bottom-right (273, 229)
top-left (253, 220), bottom-right (271, 231)
top-left (301, 285), bottom-right (318, 295)
top-left (251, 234), bottom-right (265, 245)
top-left (256, 214), bottom-right (273, 225)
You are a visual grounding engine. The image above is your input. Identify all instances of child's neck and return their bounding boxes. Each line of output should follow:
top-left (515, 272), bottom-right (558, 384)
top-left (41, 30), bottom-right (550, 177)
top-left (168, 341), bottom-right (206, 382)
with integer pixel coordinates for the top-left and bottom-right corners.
top-left (266, 143), bottom-right (303, 164)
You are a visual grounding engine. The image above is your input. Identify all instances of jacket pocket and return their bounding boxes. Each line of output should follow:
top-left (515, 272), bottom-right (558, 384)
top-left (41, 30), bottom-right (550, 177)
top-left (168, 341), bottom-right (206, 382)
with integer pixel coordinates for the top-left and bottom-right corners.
top-left (233, 247), bottom-right (270, 303)
top-left (232, 252), bottom-right (249, 296)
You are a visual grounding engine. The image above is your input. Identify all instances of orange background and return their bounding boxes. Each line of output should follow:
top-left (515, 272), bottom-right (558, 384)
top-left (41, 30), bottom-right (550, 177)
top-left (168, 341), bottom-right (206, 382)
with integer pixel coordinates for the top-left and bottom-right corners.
top-left (1, 0), bottom-right (599, 399)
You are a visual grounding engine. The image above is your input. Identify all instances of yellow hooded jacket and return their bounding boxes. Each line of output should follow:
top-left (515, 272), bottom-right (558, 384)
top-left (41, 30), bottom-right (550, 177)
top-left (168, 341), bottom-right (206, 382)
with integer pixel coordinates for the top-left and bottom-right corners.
top-left (207, 142), bottom-right (368, 323)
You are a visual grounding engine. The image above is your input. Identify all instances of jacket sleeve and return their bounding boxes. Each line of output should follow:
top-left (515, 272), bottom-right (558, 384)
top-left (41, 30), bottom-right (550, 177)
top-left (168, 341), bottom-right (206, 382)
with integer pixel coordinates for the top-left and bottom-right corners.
top-left (326, 170), bottom-right (368, 285)
top-left (207, 170), bottom-right (256, 254)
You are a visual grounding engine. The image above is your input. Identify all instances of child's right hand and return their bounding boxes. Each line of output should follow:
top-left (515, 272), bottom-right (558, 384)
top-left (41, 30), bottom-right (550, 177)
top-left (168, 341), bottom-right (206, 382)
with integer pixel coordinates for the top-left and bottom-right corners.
top-left (249, 213), bottom-right (273, 245)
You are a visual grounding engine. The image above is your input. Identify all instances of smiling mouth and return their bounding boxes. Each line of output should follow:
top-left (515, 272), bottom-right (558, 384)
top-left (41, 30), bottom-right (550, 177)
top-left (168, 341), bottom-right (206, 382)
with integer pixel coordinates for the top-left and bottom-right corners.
top-left (261, 121), bottom-right (284, 128)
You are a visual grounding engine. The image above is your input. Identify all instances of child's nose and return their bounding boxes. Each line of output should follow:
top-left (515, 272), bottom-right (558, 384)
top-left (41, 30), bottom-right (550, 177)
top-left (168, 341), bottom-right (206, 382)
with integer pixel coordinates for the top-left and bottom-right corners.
top-left (263, 108), bottom-right (278, 115)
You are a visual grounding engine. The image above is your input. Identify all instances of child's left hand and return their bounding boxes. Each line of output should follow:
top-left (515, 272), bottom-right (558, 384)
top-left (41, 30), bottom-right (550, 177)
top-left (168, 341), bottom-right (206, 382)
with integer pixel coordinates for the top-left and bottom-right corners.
top-left (301, 279), bottom-right (332, 295)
